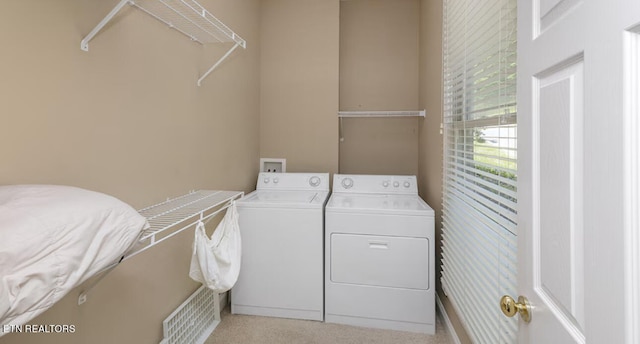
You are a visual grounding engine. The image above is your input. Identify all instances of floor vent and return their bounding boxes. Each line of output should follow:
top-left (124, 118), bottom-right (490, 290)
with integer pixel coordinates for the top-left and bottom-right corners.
top-left (160, 285), bottom-right (221, 344)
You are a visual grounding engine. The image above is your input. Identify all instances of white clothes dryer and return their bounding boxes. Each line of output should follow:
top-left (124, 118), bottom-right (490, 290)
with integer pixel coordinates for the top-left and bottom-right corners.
top-left (325, 174), bottom-right (435, 334)
top-left (231, 172), bottom-right (329, 321)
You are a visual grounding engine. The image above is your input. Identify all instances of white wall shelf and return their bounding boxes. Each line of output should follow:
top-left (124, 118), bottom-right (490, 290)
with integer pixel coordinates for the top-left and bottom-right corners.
top-left (131, 189), bottom-right (243, 259)
top-left (337, 110), bottom-right (426, 118)
top-left (78, 189), bottom-right (244, 305)
top-left (81, 0), bottom-right (246, 86)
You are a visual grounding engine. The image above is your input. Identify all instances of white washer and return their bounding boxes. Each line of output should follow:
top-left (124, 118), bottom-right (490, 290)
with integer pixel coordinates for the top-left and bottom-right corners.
top-left (325, 174), bottom-right (435, 334)
top-left (231, 172), bottom-right (329, 321)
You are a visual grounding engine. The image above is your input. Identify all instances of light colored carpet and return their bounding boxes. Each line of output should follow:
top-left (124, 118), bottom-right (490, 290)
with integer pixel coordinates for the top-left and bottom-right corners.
top-left (206, 308), bottom-right (454, 344)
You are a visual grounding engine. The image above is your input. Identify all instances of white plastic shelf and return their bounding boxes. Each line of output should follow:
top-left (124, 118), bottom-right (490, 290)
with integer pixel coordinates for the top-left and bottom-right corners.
top-left (338, 110), bottom-right (426, 118)
top-left (81, 0), bottom-right (246, 86)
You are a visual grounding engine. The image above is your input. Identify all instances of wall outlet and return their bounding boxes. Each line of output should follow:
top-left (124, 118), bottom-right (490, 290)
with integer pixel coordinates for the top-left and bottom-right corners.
top-left (260, 158), bottom-right (286, 172)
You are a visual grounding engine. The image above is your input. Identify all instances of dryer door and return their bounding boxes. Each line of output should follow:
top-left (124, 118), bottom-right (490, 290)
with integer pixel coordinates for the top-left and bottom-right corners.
top-left (330, 233), bottom-right (429, 290)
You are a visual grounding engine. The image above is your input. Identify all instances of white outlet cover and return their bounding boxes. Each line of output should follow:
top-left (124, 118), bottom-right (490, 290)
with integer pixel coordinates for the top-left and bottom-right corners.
top-left (260, 158), bottom-right (286, 172)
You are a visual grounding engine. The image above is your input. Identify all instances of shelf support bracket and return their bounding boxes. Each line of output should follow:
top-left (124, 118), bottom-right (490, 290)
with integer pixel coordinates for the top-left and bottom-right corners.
top-left (81, 0), bottom-right (131, 51)
top-left (197, 42), bottom-right (242, 86)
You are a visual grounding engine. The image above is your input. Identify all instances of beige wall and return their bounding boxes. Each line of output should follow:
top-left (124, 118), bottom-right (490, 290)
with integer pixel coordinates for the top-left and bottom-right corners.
top-left (418, 0), bottom-right (471, 343)
top-left (338, 0), bottom-right (420, 175)
top-left (259, 0), bottom-right (340, 174)
top-left (339, 0), bottom-right (420, 111)
top-left (339, 117), bottom-right (419, 175)
top-left (0, 0), bottom-right (260, 343)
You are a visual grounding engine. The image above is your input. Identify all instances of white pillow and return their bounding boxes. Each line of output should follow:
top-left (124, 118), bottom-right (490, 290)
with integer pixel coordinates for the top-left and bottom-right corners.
top-left (0, 185), bottom-right (149, 328)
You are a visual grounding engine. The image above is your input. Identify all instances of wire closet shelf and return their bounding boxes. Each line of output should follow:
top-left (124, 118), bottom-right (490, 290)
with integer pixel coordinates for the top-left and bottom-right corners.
top-left (130, 0), bottom-right (245, 46)
top-left (77, 189), bottom-right (244, 305)
top-left (337, 110), bottom-right (426, 118)
top-left (133, 190), bottom-right (243, 258)
top-left (81, 0), bottom-right (246, 86)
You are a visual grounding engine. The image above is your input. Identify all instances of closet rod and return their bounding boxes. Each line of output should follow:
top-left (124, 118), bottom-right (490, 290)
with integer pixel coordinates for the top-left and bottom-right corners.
top-left (337, 110), bottom-right (426, 118)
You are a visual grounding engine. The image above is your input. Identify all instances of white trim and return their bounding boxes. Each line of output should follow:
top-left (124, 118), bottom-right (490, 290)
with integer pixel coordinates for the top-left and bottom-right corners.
top-left (436, 294), bottom-right (461, 344)
top-left (623, 27), bottom-right (640, 344)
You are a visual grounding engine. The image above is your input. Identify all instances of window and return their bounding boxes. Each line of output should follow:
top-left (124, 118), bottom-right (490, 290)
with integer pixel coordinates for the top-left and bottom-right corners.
top-left (441, 0), bottom-right (518, 342)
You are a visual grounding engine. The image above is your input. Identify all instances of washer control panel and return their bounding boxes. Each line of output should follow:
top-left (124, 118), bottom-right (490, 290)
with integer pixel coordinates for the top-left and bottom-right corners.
top-left (257, 172), bottom-right (329, 191)
top-left (332, 174), bottom-right (418, 195)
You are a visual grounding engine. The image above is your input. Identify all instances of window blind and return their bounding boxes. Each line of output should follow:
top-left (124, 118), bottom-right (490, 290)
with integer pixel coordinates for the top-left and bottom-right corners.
top-left (441, 0), bottom-right (518, 343)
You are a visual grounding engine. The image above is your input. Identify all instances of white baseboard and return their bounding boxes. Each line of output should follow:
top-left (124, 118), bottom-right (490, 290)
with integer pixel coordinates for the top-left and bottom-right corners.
top-left (436, 294), bottom-right (461, 344)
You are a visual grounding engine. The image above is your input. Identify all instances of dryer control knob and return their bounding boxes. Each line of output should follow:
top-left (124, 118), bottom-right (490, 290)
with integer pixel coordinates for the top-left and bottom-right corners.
top-left (309, 176), bottom-right (321, 187)
top-left (393, 181), bottom-right (400, 188)
top-left (341, 178), bottom-right (354, 189)
top-left (404, 181), bottom-right (411, 188)
top-left (273, 178), bottom-right (279, 184)
top-left (382, 181), bottom-right (390, 187)
top-left (264, 177), bottom-right (270, 184)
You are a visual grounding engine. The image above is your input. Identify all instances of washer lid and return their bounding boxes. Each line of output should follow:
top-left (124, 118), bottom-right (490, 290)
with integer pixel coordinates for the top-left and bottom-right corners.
top-left (326, 193), bottom-right (434, 216)
top-left (237, 190), bottom-right (329, 208)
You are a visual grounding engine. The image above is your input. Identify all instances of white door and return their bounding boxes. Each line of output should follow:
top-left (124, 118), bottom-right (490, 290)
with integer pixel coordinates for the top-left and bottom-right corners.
top-left (515, 0), bottom-right (640, 343)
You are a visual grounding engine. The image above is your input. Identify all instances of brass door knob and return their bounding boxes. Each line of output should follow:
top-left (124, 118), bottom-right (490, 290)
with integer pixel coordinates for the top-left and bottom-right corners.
top-left (500, 295), bottom-right (532, 323)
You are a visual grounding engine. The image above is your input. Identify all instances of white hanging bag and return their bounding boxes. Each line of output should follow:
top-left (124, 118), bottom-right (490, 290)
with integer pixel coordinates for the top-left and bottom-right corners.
top-left (189, 202), bottom-right (241, 293)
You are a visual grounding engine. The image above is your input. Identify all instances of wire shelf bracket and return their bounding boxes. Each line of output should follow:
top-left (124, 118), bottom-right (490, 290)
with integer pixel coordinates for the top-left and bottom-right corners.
top-left (77, 189), bottom-right (244, 305)
top-left (80, 0), bottom-right (247, 86)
